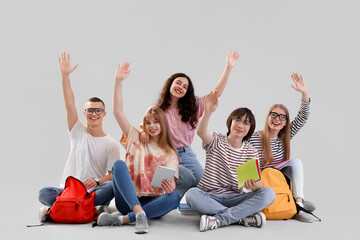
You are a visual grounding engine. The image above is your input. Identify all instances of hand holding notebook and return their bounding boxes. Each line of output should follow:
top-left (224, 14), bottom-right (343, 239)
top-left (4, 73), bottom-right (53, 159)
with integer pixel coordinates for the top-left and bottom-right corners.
top-left (236, 158), bottom-right (261, 189)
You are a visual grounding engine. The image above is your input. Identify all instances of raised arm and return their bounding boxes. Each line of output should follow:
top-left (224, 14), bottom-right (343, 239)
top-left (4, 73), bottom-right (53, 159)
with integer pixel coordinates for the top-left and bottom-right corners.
top-left (197, 91), bottom-right (219, 145)
top-left (291, 73), bottom-right (309, 103)
top-left (213, 50), bottom-right (240, 97)
top-left (113, 62), bottom-right (132, 136)
top-left (59, 52), bottom-right (79, 131)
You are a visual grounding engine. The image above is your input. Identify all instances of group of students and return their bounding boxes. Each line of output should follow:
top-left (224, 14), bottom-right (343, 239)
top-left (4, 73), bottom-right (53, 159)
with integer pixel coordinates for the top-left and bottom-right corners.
top-left (38, 51), bottom-right (315, 234)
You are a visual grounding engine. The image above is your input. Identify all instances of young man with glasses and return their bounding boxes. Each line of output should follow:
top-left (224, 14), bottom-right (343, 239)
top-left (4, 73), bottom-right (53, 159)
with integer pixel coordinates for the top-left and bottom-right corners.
top-left (38, 52), bottom-right (120, 221)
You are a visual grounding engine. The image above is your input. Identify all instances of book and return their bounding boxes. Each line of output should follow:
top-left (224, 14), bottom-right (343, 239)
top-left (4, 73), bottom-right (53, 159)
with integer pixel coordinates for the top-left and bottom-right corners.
top-left (236, 157), bottom-right (261, 189)
top-left (177, 203), bottom-right (199, 216)
top-left (150, 165), bottom-right (176, 188)
top-left (273, 159), bottom-right (290, 169)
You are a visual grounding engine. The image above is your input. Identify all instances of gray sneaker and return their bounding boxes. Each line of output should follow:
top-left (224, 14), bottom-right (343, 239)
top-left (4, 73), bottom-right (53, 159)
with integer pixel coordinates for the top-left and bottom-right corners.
top-left (303, 200), bottom-right (316, 212)
top-left (96, 205), bottom-right (109, 215)
top-left (293, 210), bottom-right (313, 223)
top-left (134, 212), bottom-right (149, 234)
top-left (240, 212), bottom-right (266, 228)
top-left (97, 212), bottom-right (122, 226)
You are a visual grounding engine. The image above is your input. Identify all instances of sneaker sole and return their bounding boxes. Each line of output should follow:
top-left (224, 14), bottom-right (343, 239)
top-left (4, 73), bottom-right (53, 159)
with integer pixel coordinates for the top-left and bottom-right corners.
top-left (134, 229), bottom-right (149, 234)
top-left (257, 212), bottom-right (266, 227)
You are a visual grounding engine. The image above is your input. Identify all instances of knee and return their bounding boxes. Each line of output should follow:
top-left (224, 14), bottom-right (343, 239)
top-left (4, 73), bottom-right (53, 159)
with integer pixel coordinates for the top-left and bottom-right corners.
top-left (185, 187), bottom-right (201, 207)
top-left (112, 160), bottom-right (126, 174)
top-left (38, 187), bottom-right (55, 206)
top-left (179, 166), bottom-right (196, 187)
top-left (290, 158), bottom-right (303, 171)
top-left (168, 191), bottom-right (181, 207)
top-left (262, 187), bottom-right (276, 205)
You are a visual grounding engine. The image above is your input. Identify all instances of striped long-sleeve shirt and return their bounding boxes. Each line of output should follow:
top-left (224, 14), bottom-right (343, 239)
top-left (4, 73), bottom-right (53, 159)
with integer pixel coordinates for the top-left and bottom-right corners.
top-left (249, 100), bottom-right (310, 170)
top-left (197, 132), bottom-right (259, 194)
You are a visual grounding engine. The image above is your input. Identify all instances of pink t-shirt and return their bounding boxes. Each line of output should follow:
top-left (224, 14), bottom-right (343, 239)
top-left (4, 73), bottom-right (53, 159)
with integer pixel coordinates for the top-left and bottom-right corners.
top-left (165, 97), bottom-right (205, 148)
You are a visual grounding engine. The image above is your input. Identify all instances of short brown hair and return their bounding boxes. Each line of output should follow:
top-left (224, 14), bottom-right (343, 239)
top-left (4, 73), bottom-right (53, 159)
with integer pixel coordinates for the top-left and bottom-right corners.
top-left (87, 97), bottom-right (105, 109)
top-left (226, 107), bottom-right (256, 141)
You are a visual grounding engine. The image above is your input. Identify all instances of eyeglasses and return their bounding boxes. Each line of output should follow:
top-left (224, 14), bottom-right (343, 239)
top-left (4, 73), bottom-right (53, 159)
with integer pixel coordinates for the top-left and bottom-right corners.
top-left (269, 112), bottom-right (287, 121)
top-left (233, 118), bottom-right (252, 126)
top-left (85, 108), bottom-right (104, 115)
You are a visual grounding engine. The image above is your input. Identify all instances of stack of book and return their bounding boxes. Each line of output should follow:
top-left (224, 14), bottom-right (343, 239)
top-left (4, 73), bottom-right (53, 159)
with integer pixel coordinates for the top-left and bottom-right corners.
top-left (177, 203), bottom-right (199, 216)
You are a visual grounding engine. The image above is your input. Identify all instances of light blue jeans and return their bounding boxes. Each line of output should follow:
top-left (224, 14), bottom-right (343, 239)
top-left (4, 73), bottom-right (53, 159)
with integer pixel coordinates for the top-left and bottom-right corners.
top-left (177, 146), bottom-right (204, 187)
top-left (112, 160), bottom-right (181, 223)
top-left (276, 158), bottom-right (304, 199)
top-left (186, 187), bottom-right (275, 227)
top-left (38, 181), bottom-right (114, 207)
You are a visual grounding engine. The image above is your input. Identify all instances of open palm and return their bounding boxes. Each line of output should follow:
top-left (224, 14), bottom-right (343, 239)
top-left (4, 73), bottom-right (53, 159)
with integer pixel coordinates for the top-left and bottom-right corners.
top-left (115, 62), bottom-right (131, 81)
top-left (58, 52), bottom-right (78, 75)
top-left (291, 73), bottom-right (308, 94)
top-left (226, 50), bottom-right (240, 68)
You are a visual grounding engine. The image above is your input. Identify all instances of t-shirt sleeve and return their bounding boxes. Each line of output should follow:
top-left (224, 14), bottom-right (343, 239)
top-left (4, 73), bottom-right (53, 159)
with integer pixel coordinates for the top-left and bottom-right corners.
top-left (107, 140), bottom-right (121, 171)
top-left (202, 132), bottom-right (220, 153)
top-left (120, 126), bottom-right (140, 150)
top-left (69, 121), bottom-right (86, 143)
top-left (196, 96), bottom-right (205, 120)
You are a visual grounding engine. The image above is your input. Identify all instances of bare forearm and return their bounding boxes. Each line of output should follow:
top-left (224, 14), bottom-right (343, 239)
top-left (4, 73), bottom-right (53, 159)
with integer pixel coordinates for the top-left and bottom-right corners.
top-left (113, 79), bottom-right (131, 135)
top-left (213, 65), bottom-right (233, 97)
top-left (197, 112), bottom-right (212, 144)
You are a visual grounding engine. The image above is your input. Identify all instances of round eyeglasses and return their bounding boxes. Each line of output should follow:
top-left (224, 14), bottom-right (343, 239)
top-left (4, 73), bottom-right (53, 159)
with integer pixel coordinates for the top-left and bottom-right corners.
top-left (233, 118), bottom-right (252, 126)
top-left (269, 112), bottom-right (287, 121)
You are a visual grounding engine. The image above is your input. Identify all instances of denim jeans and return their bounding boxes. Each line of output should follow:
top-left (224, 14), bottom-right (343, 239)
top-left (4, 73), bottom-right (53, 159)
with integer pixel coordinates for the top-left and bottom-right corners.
top-left (276, 158), bottom-right (304, 199)
top-left (38, 181), bottom-right (114, 207)
top-left (186, 187), bottom-right (275, 227)
top-left (174, 165), bottom-right (196, 198)
top-left (112, 160), bottom-right (181, 223)
top-left (177, 146), bottom-right (204, 187)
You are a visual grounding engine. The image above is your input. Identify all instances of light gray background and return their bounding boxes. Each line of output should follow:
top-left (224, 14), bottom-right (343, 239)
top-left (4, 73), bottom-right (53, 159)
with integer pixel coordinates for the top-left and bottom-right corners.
top-left (1, 0), bottom-right (358, 239)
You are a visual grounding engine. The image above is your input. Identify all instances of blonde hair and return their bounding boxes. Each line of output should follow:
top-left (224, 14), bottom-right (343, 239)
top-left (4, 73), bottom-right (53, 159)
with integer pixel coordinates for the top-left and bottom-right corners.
top-left (261, 104), bottom-right (290, 166)
top-left (143, 106), bottom-right (176, 154)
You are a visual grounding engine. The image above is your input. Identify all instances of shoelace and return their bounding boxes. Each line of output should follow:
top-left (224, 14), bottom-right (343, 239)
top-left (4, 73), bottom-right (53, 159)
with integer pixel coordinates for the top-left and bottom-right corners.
top-left (136, 214), bottom-right (148, 227)
top-left (206, 218), bottom-right (219, 230)
top-left (245, 216), bottom-right (256, 225)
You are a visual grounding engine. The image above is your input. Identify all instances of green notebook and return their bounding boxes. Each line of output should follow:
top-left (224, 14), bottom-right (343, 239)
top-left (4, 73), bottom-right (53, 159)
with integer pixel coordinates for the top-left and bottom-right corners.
top-left (236, 158), bottom-right (261, 189)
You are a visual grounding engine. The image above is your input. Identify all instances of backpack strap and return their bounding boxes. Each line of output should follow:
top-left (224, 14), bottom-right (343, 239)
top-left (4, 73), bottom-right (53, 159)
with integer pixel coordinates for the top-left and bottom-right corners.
top-left (296, 203), bottom-right (322, 222)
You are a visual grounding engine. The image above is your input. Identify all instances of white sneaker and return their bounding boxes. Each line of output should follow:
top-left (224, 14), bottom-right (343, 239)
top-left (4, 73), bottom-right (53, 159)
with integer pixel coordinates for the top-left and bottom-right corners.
top-left (134, 212), bottom-right (149, 234)
top-left (199, 215), bottom-right (219, 232)
top-left (240, 212), bottom-right (266, 228)
top-left (38, 207), bottom-right (49, 222)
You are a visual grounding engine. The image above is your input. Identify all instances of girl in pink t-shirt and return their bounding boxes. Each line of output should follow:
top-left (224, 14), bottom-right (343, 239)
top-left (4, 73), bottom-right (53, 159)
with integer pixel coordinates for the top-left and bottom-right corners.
top-left (141, 51), bottom-right (240, 197)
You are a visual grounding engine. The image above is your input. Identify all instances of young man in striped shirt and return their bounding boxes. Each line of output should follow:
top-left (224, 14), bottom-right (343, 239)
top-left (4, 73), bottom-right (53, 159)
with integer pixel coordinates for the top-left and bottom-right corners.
top-left (186, 92), bottom-right (275, 232)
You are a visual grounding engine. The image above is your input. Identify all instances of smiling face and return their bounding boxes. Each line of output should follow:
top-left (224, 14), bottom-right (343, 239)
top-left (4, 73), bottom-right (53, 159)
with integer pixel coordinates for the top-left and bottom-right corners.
top-left (169, 77), bottom-right (189, 100)
top-left (267, 107), bottom-right (287, 133)
top-left (144, 114), bottom-right (162, 139)
top-left (83, 101), bottom-right (106, 128)
top-left (228, 115), bottom-right (252, 140)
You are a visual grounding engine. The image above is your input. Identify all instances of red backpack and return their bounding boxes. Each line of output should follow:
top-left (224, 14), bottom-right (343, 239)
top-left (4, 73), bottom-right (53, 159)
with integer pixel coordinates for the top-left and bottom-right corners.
top-left (48, 176), bottom-right (98, 223)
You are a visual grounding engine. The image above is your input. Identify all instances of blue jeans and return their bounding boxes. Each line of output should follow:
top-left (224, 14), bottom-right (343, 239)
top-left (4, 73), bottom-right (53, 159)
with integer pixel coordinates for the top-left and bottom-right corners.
top-left (174, 165), bottom-right (196, 198)
top-left (38, 181), bottom-right (114, 207)
top-left (177, 146), bottom-right (204, 187)
top-left (186, 187), bottom-right (275, 227)
top-left (112, 160), bottom-right (181, 223)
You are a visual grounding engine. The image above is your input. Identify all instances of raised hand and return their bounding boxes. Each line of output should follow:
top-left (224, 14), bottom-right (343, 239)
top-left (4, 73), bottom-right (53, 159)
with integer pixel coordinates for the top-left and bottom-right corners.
top-left (226, 50), bottom-right (240, 69)
top-left (291, 73), bottom-right (308, 94)
top-left (58, 52), bottom-right (78, 76)
top-left (291, 73), bottom-right (309, 102)
top-left (204, 91), bottom-right (219, 114)
top-left (115, 62), bottom-right (131, 81)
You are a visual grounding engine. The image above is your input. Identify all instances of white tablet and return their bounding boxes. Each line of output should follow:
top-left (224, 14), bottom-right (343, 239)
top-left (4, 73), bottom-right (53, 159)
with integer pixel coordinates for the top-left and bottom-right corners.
top-left (150, 165), bottom-right (176, 188)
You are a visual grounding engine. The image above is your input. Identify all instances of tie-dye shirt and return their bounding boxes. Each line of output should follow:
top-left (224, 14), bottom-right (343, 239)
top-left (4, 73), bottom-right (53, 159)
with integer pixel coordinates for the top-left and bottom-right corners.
top-left (121, 126), bottom-right (179, 197)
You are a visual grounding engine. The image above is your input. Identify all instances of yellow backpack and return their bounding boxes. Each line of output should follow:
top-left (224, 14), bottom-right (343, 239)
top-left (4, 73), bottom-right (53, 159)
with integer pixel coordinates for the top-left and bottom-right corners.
top-left (261, 168), bottom-right (297, 220)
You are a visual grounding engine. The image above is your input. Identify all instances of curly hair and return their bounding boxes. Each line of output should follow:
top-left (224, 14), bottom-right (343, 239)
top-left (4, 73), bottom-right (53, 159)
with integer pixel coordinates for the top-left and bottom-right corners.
top-left (156, 73), bottom-right (198, 129)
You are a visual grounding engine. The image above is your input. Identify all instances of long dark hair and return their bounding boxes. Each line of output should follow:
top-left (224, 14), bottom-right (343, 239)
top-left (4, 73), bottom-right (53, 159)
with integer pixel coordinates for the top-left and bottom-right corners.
top-left (156, 73), bottom-right (198, 129)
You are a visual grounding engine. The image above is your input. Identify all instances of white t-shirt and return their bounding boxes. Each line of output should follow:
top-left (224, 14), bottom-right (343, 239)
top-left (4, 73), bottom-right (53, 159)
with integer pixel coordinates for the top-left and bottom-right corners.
top-left (60, 121), bottom-right (120, 187)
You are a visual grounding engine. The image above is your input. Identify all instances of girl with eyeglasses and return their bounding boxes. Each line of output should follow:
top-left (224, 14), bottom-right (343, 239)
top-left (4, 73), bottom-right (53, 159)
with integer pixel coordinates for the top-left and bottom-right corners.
top-left (96, 62), bottom-right (180, 234)
top-left (249, 73), bottom-right (315, 222)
